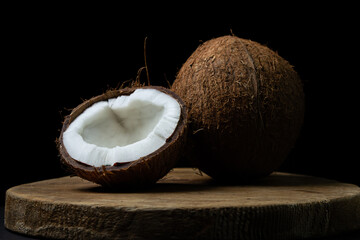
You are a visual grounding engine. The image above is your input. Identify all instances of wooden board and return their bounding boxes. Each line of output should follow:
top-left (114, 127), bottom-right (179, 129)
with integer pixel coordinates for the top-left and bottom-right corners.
top-left (5, 168), bottom-right (360, 240)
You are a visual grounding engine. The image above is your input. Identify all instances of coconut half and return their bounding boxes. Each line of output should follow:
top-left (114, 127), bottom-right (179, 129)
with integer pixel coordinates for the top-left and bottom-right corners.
top-left (58, 86), bottom-right (187, 187)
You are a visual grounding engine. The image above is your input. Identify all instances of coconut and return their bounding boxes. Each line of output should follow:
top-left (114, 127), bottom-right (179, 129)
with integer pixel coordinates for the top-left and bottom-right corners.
top-left (172, 35), bottom-right (304, 182)
top-left (58, 86), bottom-right (187, 188)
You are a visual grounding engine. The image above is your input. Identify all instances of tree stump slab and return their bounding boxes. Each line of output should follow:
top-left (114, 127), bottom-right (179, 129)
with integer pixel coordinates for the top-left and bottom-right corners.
top-left (5, 168), bottom-right (360, 239)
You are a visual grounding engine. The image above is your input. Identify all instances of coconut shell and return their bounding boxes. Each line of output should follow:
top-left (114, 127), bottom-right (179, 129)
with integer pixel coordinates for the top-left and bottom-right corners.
top-left (58, 86), bottom-right (187, 188)
top-left (172, 35), bottom-right (304, 182)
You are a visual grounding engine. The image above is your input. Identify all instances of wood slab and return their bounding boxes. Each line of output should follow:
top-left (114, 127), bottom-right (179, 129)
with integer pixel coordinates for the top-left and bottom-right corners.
top-left (5, 168), bottom-right (360, 240)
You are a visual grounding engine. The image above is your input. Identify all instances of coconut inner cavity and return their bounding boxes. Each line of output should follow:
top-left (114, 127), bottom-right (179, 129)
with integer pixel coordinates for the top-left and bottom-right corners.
top-left (63, 89), bottom-right (181, 167)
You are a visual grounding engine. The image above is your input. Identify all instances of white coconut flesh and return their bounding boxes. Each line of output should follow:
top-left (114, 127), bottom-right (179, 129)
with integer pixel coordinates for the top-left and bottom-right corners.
top-left (63, 89), bottom-right (181, 167)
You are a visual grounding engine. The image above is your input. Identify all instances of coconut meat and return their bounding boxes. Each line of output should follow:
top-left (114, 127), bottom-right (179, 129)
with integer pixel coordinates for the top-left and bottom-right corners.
top-left (63, 89), bottom-right (181, 167)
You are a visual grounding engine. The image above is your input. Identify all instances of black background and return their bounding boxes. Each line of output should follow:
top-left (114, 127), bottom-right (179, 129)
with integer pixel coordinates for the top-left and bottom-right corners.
top-left (1, 3), bottom-right (359, 206)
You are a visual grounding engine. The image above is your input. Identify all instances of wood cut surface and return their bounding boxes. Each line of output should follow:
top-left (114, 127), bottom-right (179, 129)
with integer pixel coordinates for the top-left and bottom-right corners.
top-left (5, 168), bottom-right (360, 240)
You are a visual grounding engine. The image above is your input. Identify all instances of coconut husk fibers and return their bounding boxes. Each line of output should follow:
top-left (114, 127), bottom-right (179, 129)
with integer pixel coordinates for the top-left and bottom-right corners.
top-left (172, 35), bottom-right (304, 182)
top-left (58, 86), bottom-right (187, 188)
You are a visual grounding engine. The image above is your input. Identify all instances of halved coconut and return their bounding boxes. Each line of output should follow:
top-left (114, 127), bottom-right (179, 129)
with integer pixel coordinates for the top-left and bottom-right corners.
top-left (58, 86), bottom-right (187, 188)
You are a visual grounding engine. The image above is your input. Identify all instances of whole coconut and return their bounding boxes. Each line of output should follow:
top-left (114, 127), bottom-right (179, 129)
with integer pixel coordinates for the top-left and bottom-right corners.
top-left (172, 35), bottom-right (304, 182)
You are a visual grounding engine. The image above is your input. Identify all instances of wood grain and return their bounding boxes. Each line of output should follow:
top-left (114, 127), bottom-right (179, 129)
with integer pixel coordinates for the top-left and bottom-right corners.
top-left (5, 168), bottom-right (360, 240)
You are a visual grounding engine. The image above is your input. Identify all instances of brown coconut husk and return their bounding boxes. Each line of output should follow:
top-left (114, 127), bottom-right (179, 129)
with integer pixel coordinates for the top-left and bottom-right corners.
top-left (172, 35), bottom-right (304, 182)
top-left (58, 86), bottom-right (187, 188)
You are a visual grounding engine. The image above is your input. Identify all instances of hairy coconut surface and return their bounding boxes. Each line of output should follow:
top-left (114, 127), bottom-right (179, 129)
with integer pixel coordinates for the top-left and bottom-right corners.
top-left (58, 86), bottom-right (187, 188)
top-left (172, 35), bottom-right (304, 182)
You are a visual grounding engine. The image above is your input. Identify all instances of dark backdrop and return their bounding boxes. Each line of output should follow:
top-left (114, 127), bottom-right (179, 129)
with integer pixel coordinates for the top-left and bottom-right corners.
top-left (2, 4), bottom-right (359, 205)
